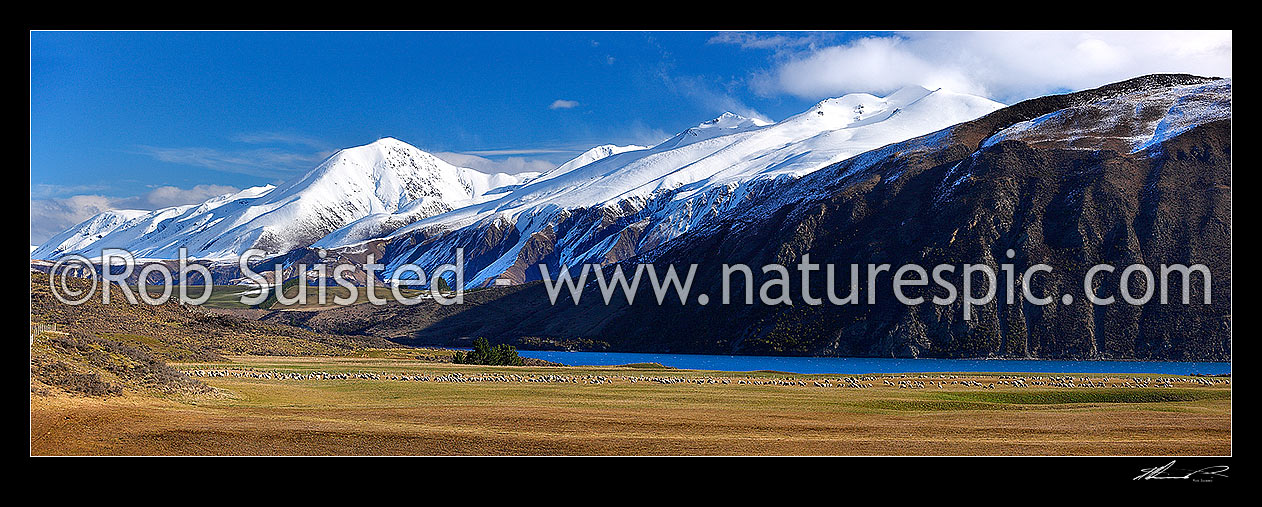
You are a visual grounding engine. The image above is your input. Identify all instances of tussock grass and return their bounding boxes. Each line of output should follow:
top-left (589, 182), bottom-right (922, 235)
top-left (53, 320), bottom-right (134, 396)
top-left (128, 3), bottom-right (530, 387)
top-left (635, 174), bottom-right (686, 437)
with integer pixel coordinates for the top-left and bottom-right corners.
top-left (936, 389), bottom-right (1230, 405)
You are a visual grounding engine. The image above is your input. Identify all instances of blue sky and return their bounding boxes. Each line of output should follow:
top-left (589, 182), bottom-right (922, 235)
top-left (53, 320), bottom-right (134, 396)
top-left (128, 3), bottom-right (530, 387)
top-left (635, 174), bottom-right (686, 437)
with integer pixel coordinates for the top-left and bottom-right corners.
top-left (31, 32), bottom-right (834, 191)
top-left (30, 30), bottom-right (1231, 243)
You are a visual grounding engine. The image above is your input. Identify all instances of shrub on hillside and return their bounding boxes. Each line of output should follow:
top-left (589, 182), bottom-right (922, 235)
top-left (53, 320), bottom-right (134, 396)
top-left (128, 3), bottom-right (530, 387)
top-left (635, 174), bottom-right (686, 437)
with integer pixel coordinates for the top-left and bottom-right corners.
top-left (40, 332), bottom-right (208, 395)
top-left (31, 358), bottom-right (122, 397)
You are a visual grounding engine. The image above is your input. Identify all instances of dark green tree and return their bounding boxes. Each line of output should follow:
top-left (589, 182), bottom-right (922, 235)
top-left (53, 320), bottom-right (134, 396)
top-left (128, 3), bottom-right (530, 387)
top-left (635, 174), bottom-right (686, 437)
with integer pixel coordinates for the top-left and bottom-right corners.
top-left (451, 337), bottom-right (523, 366)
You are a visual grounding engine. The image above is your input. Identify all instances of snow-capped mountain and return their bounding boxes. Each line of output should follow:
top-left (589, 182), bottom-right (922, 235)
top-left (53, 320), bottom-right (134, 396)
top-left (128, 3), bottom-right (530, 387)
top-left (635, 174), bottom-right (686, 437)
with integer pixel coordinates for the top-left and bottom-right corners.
top-left (33, 86), bottom-right (1007, 282)
top-left (427, 85), bottom-right (997, 226)
top-left (32, 138), bottom-right (530, 260)
top-left (254, 74), bottom-right (1229, 361)
top-left (361, 85), bottom-right (1005, 287)
top-left (312, 143), bottom-right (643, 249)
top-left (35, 85), bottom-right (1005, 270)
top-left (30, 74), bottom-right (1233, 360)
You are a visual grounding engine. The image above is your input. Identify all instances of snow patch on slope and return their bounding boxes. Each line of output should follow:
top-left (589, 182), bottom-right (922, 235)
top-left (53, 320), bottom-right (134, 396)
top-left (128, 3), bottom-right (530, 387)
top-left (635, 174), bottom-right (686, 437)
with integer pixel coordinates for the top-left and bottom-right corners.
top-left (982, 79), bottom-right (1231, 153)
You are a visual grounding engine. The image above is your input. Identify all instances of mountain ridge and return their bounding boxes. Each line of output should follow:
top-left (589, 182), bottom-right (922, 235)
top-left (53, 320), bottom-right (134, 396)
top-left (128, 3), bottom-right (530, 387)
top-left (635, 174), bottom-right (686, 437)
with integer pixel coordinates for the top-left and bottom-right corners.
top-left (252, 74), bottom-right (1229, 360)
top-left (34, 85), bottom-right (1005, 276)
top-left (31, 74), bottom-right (1231, 360)
top-left (33, 138), bottom-right (531, 261)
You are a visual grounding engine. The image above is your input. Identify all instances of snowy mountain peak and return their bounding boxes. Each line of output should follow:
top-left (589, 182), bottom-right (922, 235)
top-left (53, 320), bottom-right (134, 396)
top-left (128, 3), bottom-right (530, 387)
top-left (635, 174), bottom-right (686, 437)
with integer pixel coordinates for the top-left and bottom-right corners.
top-left (34, 136), bottom-right (534, 260)
top-left (790, 85), bottom-right (948, 131)
top-left (884, 84), bottom-right (937, 103)
top-left (305, 137), bottom-right (445, 178)
top-left (659, 112), bottom-right (772, 150)
top-left (31, 209), bottom-right (151, 260)
top-left (811, 85), bottom-right (935, 109)
top-left (699, 112), bottom-right (771, 129)
top-left (534, 144), bottom-right (649, 184)
top-left (273, 137), bottom-right (490, 215)
top-left (368, 136), bottom-right (406, 146)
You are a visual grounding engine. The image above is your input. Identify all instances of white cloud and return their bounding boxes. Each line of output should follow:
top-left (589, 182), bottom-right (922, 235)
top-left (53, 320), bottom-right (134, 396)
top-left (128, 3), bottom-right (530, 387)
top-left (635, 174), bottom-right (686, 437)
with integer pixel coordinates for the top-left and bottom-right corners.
top-left (29, 195), bottom-right (119, 245)
top-left (30, 183), bottom-right (110, 200)
top-left (708, 31), bottom-right (834, 52)
top-left (549, 99), bottom-right (581, 110)
top-left (433, 152), bottom-right (559, 175)
top-left (230, 131), bottom-right (327, 148)
top-left (753, 37), bottom-right (977, 99)
top-left (143, 184), bottom-right (241, 208)
top-left (459, 148), bottom-right (573, 157)
top-left (751, 31), bottom-right (1232, 103)
top-left (662, 73), bottom-right (773, 124)
top-left (624, 120), bottom-right (671, 147)
top-left (132, 145), bottom-right (330, 179)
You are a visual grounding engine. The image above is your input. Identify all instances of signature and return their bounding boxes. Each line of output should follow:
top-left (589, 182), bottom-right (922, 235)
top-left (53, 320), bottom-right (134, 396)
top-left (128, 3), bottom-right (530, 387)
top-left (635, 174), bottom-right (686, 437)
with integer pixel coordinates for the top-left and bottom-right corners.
top-left (1135, 460), bottom-right (1229, 481)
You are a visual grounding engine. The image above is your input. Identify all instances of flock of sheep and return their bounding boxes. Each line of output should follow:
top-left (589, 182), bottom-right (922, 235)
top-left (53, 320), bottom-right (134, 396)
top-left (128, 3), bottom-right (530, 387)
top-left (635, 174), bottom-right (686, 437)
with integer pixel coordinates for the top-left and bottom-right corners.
top-left (183, 368), bottom-right (1229, 391)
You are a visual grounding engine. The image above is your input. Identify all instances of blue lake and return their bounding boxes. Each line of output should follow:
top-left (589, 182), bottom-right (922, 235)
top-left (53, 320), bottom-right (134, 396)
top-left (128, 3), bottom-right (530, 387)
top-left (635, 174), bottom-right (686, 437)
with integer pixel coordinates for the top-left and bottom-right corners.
top-left (516, 350), bottom-right (1231, 376)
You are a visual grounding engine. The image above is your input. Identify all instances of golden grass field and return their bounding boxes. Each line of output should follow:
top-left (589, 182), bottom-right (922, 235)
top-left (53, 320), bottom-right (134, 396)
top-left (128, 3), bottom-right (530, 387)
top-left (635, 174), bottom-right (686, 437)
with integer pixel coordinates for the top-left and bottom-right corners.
top-left (30, 354), bottom-right (1231, 456)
